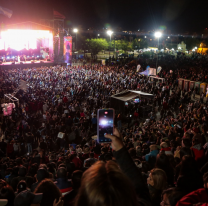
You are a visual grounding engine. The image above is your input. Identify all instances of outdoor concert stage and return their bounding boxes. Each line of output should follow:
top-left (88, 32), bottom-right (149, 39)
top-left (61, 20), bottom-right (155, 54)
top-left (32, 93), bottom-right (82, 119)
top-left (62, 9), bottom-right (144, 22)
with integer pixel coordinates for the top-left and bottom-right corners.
top-left (0, 21), bottom-right (55, 69)
top-left (0, 60), bottom-right (59, 69)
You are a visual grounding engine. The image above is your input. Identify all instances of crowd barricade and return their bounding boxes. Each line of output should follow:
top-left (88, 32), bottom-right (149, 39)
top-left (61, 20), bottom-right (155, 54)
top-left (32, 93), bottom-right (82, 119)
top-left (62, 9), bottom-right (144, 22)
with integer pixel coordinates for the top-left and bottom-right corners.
top-left (184, 80), bottom-right (190, 91)
top-left (195, 81), bottom-right (201, 94)
top-left (200, 82), bottom-right (207, 94)
top-left (149, 76), bottom-right (165, 83)
top-left (190, 81), bottom-right (195, 90)
top-left (178, 78), bottom-right (184, 90)
top-left (178, 79), bottom-right (207, 95)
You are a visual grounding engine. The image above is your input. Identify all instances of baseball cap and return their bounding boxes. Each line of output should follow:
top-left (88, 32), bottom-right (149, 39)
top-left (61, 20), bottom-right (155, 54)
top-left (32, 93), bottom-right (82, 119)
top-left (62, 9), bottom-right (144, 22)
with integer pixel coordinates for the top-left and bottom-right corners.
top-left (14, 190), bottom-right (43, 206)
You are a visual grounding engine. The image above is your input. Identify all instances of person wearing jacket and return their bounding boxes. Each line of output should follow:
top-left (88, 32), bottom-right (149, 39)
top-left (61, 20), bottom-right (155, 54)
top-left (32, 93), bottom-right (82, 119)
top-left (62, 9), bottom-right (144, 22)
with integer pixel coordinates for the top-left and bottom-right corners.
top-left (176, 188), bottom-right (208, 206)
top-left (74, 128), bottom-right (151, 206)
top-left (160, 142), bottom-right (173, 155)
top-left (191, 137), bottom-right (205, 168)
top-left (145, 144), bottom-right (159, 162)
top-left (147, 168), bottom-right (167, 206)
top-left (176, 171), bottom-right (208, 206)
top-left (54, 167), bottom-right (72, 195)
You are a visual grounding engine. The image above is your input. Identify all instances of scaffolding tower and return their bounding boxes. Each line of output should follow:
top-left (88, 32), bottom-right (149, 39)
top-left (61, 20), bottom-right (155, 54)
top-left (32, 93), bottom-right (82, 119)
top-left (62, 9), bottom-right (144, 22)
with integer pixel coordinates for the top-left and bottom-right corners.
top-left (40, 18), bottom-right (66, 62)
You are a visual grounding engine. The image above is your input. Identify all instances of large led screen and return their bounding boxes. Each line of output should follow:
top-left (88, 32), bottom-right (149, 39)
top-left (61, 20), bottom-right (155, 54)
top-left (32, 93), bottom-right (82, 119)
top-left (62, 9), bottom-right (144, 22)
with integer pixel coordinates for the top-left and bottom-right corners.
top-left (64, 36), bottom-right (72, 63)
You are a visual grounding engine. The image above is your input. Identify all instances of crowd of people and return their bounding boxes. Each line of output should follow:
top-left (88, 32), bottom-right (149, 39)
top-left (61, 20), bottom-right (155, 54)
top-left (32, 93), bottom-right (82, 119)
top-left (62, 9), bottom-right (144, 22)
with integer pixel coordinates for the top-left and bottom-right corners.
top-left (0, 54), bottom-right (207, 206)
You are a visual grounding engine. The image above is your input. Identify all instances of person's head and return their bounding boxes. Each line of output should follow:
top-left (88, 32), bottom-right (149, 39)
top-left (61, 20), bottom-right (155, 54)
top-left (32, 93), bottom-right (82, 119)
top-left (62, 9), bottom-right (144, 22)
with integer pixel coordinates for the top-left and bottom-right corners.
top-left (150, 145), bottom-right (158, 152)
top-left (0, 185), bottom-right (15, 206)
top-left (0, 180), bottom-right (7, 190)
top-left (160, 142), bottom-right (169, 149)
top-left (179, 155), bottom-right (198, 176)
top-left (37, 168), bottom-right (49, 183)
top-left (161, 188), bottom-right (185, 206)
top-left (18, 166), bottom-right (27, 177)
top-left (17, 180), bottom-right (27, 194)
top-left (89, 152), bottom-right (94, 158)
top-left (57, 167), bottom-right (67, 179)
top-left (39, 164), bottom-right (47, 170)
top-left (16, 157), bottom-right (22, 166)
top-left (147, 168), bottom-right (167, 190)
top-left (182, 138), bottom-right (191, 148)
top-left (128, 148), bottom-right (136, 158)
top-left (34, 179), bottom-right (62, 206)
top-left (203, 172), bottom-right (208, 188)
top-left (75, 161), bottom-right (138, 206)
top-left (179, 147), bottom-right (192, 160)
top-left (72, 170), bottom-right (83, 190)
top-left (156, 153), bottom-right (171, 170)
top-left (192, 137), bottom-right (200, 146)
top-left (14, 190), bottom-right (43, 206)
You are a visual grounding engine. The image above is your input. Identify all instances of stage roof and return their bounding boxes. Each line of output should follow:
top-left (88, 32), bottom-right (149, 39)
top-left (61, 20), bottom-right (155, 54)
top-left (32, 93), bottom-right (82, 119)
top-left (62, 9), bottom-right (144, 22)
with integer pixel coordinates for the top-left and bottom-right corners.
top-left (111, 90), bottom-right (154, 102)
top-left (5, 21), bottom-right (53, 31)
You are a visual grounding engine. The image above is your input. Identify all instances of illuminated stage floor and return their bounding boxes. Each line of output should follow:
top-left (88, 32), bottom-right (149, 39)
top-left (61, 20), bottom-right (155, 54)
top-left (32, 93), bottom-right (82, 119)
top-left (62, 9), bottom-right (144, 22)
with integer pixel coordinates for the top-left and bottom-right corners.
top-left (1, 60), bottom-right (53, 65)
top-left (0, 60), bottom-right (61, 69)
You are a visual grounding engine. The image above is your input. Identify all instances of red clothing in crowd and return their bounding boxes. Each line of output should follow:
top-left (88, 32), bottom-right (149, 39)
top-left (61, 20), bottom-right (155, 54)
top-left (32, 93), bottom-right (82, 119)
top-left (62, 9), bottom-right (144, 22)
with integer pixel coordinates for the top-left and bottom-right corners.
top-left (7, 143), bottom-right (14, 155)
top-left (63, 96), bottom-right (68, 103)
top-left (163, 101), bottom-right (168, 110)
top-left (71, 157), bottom-right (82, 169)
top-left (80, 112), bottom-right (85, 117)
top-left (176, 188), bottom-right (208, 206)
top-left (191, 145), bottom-right (205, 162)
top-left (134, 111), bottom-right (139, 118)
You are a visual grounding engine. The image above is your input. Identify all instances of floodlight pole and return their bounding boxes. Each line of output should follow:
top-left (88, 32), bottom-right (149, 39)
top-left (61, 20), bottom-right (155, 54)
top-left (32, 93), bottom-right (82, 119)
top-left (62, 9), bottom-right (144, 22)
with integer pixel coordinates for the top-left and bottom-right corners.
top-left (156, 38), bottom-right (159, 69)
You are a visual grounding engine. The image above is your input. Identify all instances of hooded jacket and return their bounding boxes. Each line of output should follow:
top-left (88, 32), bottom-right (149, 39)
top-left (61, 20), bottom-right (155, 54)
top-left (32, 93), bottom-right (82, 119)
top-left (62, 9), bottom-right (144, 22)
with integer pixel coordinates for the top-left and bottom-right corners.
top-left (145, 150), bottom-right (159, 161)
top-left (191, 144), bottom-right (205, 161)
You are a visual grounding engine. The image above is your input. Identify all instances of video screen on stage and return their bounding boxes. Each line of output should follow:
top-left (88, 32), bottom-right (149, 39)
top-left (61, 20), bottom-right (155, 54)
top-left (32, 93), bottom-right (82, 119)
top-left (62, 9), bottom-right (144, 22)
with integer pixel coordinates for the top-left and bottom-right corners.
top-left (64, 36), bottom-right (72, 63)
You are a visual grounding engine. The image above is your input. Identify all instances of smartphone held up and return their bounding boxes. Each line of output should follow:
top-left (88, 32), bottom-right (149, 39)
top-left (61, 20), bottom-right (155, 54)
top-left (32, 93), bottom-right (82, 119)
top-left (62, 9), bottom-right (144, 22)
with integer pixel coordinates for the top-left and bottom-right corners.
top-left (97, 108), bottom-right (114, 143)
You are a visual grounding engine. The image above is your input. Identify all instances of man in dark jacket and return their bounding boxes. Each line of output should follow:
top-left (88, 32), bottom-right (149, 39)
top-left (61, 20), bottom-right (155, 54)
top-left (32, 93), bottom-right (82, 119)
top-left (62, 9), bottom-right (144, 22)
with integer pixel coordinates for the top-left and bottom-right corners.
top-left (11, 166), bottom-right (34, 191)
top-left (31, 168), bottom-right (49, 192)
top-left (0, 139), bottom-right (7, 155)
top-left (105, 128), bottom-right (151, 205)
top-left (54, 167), bottom-right (72, 195)
top-left (63, 170), bottom-right (83, 206)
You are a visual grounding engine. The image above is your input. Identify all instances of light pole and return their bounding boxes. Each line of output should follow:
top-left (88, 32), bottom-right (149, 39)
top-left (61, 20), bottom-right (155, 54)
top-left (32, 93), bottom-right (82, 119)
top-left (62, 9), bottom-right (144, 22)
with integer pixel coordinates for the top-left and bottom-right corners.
top-left (107, 30), bottom-right (113, 62)
top-left (154, 31), bottom-right (162, 69)
top-left (73, 28), bottom-right (78, 51)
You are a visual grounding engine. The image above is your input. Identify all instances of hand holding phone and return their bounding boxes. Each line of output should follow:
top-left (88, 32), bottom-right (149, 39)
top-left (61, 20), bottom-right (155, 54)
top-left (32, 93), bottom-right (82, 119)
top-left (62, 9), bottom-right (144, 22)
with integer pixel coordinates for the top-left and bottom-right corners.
top-left (97, 109), bottom-right (114, 143)
top-left (104, 128), bottom-right (123, 151)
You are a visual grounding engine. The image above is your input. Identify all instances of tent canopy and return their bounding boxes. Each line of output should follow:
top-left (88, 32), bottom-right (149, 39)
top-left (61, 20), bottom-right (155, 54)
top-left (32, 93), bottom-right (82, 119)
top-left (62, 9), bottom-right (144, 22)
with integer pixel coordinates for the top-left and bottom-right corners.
top-left (111, 90), bottom-right (154, 102)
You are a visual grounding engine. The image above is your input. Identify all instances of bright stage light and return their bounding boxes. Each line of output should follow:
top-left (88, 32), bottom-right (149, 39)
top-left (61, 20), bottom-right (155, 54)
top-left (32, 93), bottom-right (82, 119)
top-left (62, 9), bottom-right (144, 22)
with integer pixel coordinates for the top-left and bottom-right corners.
top-left (7, 57), bottom-right (9, 59)
top-left (101, 120), bottom-right (107, 125)
top-left (37, 56), bottom-right (39, 57)
top-left (107, 30), bottom-right (113, 36)
top-left (155, 31), bottom-right (162, 38)
top-left (73, 28), bottom-right (78, 33)
top-left (0, 29), bottom-right (52, 51)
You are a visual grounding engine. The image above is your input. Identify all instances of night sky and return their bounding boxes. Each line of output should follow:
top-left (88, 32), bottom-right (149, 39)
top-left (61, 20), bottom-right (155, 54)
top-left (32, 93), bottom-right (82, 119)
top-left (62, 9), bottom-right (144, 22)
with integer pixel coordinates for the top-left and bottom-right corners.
top-left (0, 0), bottom-right (208, 32)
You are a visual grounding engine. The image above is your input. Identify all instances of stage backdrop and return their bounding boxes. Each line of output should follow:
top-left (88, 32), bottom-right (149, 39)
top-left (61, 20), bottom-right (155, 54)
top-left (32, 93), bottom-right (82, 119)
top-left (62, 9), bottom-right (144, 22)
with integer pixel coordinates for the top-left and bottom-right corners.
top-left (64, 36), bottom-right (72, 63)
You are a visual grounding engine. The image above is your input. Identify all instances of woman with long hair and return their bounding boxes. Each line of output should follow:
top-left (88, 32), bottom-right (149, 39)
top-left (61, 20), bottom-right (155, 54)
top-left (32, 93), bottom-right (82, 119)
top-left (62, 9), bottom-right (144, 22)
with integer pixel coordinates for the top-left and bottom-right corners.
top-left (155, 153), bottom-right (174, 186)
top-left (34, 179), bottom-right (62, 206)
top-left (147, 168), bottom-right (167, 206)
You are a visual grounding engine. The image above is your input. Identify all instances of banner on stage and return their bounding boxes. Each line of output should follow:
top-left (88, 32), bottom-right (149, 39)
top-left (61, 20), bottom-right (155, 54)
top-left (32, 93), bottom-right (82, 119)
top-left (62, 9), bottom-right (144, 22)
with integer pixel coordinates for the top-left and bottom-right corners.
top-left (64, 36), bottom-right (72, 63)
